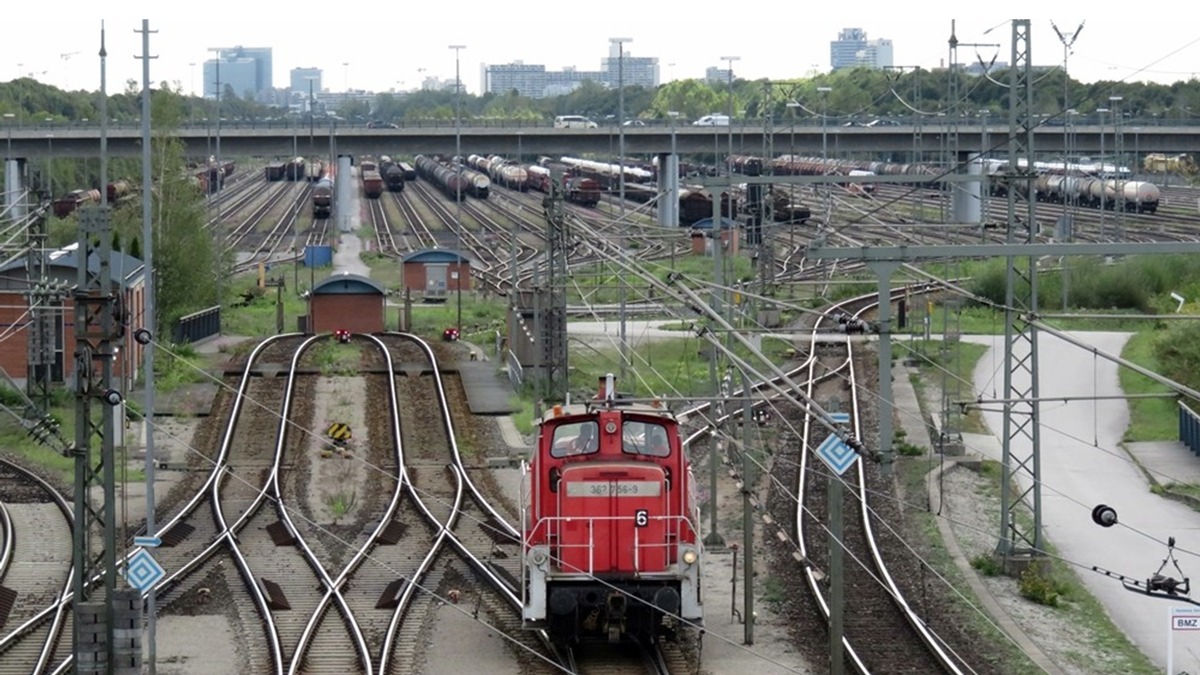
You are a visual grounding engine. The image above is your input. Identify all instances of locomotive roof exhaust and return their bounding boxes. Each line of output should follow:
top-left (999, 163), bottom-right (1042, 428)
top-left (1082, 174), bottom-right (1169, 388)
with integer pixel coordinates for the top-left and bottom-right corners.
top-left (599, 374), bottom-right (616, 405)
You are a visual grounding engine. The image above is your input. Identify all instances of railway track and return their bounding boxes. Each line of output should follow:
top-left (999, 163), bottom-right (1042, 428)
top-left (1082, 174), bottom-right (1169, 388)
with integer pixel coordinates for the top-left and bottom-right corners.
top-left (0, 458), bottom-right (73, 675)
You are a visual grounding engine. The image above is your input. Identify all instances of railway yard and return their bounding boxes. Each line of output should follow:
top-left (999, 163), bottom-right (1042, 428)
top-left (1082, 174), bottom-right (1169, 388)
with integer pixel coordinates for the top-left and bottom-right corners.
top-left (4, 147), bottom-right (1200, 675)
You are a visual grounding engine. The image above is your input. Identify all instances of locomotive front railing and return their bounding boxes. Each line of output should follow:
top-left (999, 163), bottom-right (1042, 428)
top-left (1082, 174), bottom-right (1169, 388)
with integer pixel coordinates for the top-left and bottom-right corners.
top-left (525, 515), bottom-right (700, 575)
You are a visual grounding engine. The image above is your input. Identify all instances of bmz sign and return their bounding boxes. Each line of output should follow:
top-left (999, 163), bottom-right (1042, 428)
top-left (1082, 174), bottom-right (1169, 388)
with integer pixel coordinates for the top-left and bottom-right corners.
top-left (1173, 614), bottom-right (1200, 631)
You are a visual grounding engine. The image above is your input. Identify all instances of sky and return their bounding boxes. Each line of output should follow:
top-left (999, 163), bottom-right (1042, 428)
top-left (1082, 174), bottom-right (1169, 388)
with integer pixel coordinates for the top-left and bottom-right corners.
top-left (8, 2), bottom-right (1200, 97)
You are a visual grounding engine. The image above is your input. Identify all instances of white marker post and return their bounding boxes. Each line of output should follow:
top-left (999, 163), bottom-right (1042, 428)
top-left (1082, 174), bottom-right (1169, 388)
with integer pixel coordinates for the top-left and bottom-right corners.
top-left (1169, 605), bottom-right (1200, 674)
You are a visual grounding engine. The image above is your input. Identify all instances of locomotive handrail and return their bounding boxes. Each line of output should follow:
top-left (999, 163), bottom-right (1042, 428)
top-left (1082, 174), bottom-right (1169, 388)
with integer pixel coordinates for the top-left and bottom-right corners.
top-left (526, 514), bottom-right (699, 576)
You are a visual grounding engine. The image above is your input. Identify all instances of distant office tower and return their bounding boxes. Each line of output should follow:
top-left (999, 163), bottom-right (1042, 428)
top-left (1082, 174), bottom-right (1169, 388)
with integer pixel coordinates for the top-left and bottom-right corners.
top-left (830, 28), bottom-right (893, 71)
top-left (484, 62), bottom-right (605, 99)
top-left (204, 46), bottom-right (273, 102)
top-left (290, 68), bottom-right (322, 98)
top-left (705, 67), bottom-right (732, 84)
top-left (484, 42), bottom-right (659, 99)
top-left (602, 42), bottom-right (659, 89)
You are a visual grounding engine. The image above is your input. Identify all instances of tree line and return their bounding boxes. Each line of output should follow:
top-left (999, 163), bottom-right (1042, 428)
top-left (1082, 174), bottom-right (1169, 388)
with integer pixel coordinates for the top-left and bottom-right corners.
top-left (3, 67), bottom-right (1200, 128)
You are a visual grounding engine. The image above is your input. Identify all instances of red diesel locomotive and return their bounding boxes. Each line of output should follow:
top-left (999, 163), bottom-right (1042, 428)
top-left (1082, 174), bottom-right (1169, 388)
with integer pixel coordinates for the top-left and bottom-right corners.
top-left (521, 375), bottom-right (703, 646)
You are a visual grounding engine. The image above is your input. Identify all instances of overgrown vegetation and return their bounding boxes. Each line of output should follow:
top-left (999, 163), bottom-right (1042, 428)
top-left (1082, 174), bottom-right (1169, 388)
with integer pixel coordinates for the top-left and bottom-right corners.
top-left (5, 65), bottom-right (1196, 128)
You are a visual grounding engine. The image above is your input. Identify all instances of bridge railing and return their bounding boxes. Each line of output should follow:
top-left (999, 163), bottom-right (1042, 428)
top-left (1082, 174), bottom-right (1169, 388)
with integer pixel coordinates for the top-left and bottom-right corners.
top-left (173, 305), bottom-right (221, 344)
top-left (1180, 401), bottom-right (1200, 455)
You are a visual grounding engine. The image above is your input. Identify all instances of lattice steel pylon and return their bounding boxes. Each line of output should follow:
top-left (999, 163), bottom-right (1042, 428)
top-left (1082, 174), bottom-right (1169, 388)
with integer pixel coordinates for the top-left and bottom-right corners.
top-left (540, 177), bottom-right (569, 401)
top-left (72, 205), bottom-right (123, 672)
top-left (25, 216), bottom-right (55, 411)
top-left (996, 19), bottom-right (1042, 563)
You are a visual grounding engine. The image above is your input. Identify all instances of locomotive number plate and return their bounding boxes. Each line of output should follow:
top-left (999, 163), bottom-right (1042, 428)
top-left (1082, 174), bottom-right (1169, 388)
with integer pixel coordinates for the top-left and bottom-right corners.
top-left (566, 481), bottom-right (662, 497)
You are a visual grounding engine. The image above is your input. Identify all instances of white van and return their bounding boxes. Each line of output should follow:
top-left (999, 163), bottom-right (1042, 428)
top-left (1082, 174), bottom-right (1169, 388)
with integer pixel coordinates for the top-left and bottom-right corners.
top-left (554, 115), bottom-right (598, 129)
top-left (692, 114), bottom-right (731, 127)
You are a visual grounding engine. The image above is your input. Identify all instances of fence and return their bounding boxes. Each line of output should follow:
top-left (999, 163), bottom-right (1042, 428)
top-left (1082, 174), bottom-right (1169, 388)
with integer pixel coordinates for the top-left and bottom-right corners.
top-left (506, 350), bottom-right (524, 390)
top-left (1180, 402), bottom-right (1200, 455)
top-left (173, 306), bottom-right (221, 344)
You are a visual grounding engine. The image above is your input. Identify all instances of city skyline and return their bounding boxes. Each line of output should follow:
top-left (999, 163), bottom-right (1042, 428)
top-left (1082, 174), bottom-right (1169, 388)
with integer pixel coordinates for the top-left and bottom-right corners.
top-left (6, 4), bottom-right (1200, 98)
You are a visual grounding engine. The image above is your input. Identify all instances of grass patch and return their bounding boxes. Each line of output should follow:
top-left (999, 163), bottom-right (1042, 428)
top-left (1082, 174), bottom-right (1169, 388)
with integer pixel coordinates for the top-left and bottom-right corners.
top-left (1119, 331), bottom-right (1178, 442)
top-left (325, 490), bottom-right (357, 521)
top-left (895, 452), bottom-right (1158, 674)
top-left (307, 340), bottom-right (361, 376)
top-left (221, 277), bottom-right (310, 336)
top-left (896, 338), bottom-right (990, 434)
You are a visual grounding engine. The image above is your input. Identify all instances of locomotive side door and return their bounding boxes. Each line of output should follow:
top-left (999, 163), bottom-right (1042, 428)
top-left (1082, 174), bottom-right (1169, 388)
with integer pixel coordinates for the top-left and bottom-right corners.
top-left (609, 465), bottom-right (669, 573)
top-left (559, 464), bottom-right (668, 575)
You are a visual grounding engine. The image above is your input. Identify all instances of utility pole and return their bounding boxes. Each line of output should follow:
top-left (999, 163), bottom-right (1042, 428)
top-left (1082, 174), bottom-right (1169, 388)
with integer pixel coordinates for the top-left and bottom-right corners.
top-left (136, 18), bottom-right (160, 674)
top-left (996, 19), bottom-right (1040, 567)
top-left (73, 24), bottom-right (143, 675)
top-left (449, 44), bottom-right (465, 332)
top-left (540, 170), bottom-right (569, 400)
top-left (947, 21), bottom-right (998, 221)
top-left (611, 37), bottom-right (631, 381)
top-left (1052, 20), bottom-right (1084, 310)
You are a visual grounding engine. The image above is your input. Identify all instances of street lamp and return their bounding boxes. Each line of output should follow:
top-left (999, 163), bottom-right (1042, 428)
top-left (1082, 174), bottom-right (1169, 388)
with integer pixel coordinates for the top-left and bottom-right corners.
top-left (4, 112), bottom-right (13, 160)
top-left (785, 101), bottom-right (801, 163)
top-left (449, 44), bottom-right (465, 332)
top-left (720, 55), bottom-right (739, 176)
top-left (306, 76), bottom-right (319, 143)
top-left (1096, 107), bottom-right (1109, 234)
top-left (611, 36), bottom-right (631, 379)
top-left (817, 86), bottom-right (832, 164)
top-left (1109, 95), bottom-right (1124, 235)
top-left (44, 125), bottom-right (53, 201)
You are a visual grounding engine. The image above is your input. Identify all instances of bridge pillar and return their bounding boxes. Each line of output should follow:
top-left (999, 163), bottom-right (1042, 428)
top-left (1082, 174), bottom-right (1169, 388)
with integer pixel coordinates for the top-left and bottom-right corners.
top-left (4, 158), bottom-right (25, 222)
top-left (951, 152), bottom-right (983, 224)
top-left (336, 154), bottom-right (353, 233)
top-left (656, 153), bottom-right (679, 228)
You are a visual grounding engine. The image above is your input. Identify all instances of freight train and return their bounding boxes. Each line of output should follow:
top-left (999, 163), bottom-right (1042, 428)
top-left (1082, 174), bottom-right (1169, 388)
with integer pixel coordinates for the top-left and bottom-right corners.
top-left (468, 154), bottom-right (530, 191)
top-left (415, 155), bottom-right (489, 200)
top-left (982, 159), bottom-right (1160, 213)
top-left (194, 159), bottom-right (237, 195)
top-left (52, 189), bottom-right (102, 218)
top-left (312, 177), bottom-right (333, 218)
top-left (769, 155), bottom-right (1161, 213)
top-left (380, 156), bottom-right (405, 192)
top-left (522, 375), bottom-right (702, 647)
top-left (559, 156), bottom-right (654, 189)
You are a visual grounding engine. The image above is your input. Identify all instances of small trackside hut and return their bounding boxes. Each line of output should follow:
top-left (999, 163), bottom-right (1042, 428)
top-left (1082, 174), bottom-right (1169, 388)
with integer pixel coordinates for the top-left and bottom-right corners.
top-left (400, 249), bottom-right (471, 302)
top-left (307, 272), bottom-right (386, 334)
top-left (521, 374), bottom-right (703, 646)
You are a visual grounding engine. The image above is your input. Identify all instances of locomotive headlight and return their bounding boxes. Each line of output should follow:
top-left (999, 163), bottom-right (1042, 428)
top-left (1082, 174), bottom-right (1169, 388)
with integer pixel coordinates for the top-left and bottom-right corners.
top-left (682, 548), bottom-right (699, 565)
top-left (530, 549), bottom-right (548, 566)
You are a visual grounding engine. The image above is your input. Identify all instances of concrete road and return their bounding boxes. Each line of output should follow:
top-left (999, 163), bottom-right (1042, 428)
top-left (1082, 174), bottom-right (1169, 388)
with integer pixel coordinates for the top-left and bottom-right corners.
top-left (968, 332), bottom-right (1200, 670)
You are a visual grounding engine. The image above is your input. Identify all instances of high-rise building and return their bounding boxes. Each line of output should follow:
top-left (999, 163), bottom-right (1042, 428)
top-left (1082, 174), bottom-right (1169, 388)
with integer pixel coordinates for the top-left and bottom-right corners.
top-left (483, 43), bottom-right (658, 99)
top-left (484, 62), bottom-right (549, 98)
top-left (484, 62), bottom-right (604, 98)
top-left (602, 42), bottom-right (659, 89)
top-left (204, 46), bottom-right (273, 102)
top-left (830, 28), bottom-right (893, 71)
top-left (290, 67), bottom-right (322, 109)
top-left (705, 67), bottom-right (732, 84)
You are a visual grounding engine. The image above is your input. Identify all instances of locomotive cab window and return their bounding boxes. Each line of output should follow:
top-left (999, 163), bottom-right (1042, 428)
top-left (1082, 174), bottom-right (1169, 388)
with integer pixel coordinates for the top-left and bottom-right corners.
top-left (551, 421), bottom-right (600, 458)
top-left (622, 420), bottom-right (670, 457)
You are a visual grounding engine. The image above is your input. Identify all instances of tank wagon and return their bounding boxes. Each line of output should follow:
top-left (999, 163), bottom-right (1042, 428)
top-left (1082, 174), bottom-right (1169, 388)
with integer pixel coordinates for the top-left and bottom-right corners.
top-left (312, 178), bottom-right (334, 218)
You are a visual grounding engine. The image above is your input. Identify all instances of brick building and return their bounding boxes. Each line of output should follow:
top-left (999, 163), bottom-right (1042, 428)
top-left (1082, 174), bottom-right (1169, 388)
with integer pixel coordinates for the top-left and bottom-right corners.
top-left (0, 244), bottom-right (146, 389)
top-left (308, 272), bottom-right (386, 334)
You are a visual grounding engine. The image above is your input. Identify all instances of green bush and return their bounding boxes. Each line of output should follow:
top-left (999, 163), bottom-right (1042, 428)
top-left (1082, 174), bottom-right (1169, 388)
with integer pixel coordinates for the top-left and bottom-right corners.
top-left (971, 554), bottom-right (1002, 576)
top-left (1018, 567), bottom-right (1061, 607)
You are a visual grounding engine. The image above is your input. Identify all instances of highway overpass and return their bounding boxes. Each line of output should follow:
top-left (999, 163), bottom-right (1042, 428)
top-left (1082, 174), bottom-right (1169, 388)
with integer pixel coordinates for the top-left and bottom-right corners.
top-left (4, 123), bottom-right (1199, 160)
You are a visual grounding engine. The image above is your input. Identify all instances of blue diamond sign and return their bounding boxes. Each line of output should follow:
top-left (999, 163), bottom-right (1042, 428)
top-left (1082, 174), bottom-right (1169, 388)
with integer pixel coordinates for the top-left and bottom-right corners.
top-left (816, 432), bottom-right (858, 476)
top-left (125, 548), bottom-right (166, 593)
